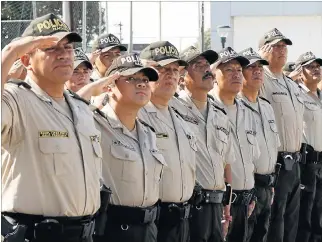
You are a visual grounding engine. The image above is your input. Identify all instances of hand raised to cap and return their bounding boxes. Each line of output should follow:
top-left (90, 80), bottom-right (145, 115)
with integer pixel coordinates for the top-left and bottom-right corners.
top-left (258, 44), bottom-right (273, 57)
top-left (3, 36), bottom-right (59, 60)
top-left (88, 49), bottom-right (102, 65)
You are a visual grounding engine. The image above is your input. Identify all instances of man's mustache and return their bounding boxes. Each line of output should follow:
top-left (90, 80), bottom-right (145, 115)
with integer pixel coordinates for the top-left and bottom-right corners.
top-left (202, 72), bottom-right (214, 80)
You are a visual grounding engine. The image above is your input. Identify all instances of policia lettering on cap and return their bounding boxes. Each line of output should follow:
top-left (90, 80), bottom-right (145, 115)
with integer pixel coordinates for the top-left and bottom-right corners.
top-left (1, 13), bottom-right (101, 242)
top-left (78, 53), bottom-right (166, 242)
top-left (258, 28), bottom-right (305, 242)
top-left (176, 45), bottom-right (236, 242)
top-left (238, 47), bottom-right (281, 242)
top-left (293, 52), bottom-right (322, 242)
top-left (210, 47), bottom-right (260, 242)
top-left (139, 41), bottom-right (197, 242)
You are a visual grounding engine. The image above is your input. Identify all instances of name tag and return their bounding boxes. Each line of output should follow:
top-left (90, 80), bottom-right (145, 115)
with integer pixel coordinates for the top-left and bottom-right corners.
top-left (39, 131), bottom-right (69, 138)
top-left (156, 133), bottom-right (169, 139)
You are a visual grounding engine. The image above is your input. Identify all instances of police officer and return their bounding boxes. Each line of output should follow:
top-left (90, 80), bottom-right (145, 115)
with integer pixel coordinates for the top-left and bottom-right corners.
top-left (238, 47), bottom-right (281, 242)
top-left (2, 13), bottom-right (101, 242)
top-left (176, 46), bottom-right (235, 242)
top-left (210, 47), bottom-right (260, 242)
top-left (81, 53), bottom-right (166, 242)
top-left (258, 28), bottom-right (305, 242)
top-left (65, 48), bottom-right (93, 92)
top-left (294, 52), bottom-right (322, 242)
top-left (90, 33), bottom-right (127, 81)
top-left (138, 41), bottom-right (196, 242)
top-left (283, 62), bottom-right (295, 77)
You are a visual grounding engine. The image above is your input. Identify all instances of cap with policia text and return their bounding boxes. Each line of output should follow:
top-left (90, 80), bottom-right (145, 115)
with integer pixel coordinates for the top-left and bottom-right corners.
top-left (106, 53), bottom-right (159, 81)
top-left (22, 13), bottom-right (82, 42)
top-left (258, 28), bottom-right (292, 48)
top-left (295, 51), bottom-right (322, 67)
top-left (283, 62), bottom-right (296, 72)
top-left (92, 33), bottom-right (127, 53)
top-left (74, 48), bottom-right (93, 70)
top-left (239, 47), bottom-right (269, 66)
top-left (140, 41), bottom-right (187, 67)
top-left (213, 47), bottom-right (249, 68)
top-left (179, 46), bottom-right (218, 65)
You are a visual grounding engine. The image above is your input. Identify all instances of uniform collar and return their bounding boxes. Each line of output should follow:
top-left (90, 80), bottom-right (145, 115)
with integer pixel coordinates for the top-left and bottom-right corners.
top-left (101, 103), bottom-right (123, 129)
top-left (25, 76), bottom-right (53, 103)
top-left (143, 101), bottom-right (158, 113)
top-left (264, 66), bottom-right (286, 82)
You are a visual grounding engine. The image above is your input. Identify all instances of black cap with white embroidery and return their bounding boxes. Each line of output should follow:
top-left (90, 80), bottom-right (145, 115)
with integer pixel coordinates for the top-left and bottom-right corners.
top-left (106, 53), bottom-right (158, 81)
top-left (179, 46), bottom-right (218, 65)
top-left (74, 48), bottom-right (93, 70)
top-left (213, 47), bottom-right (249, 68)
top-left (92, 33), bottom-right (127, 52)
top-left (258, 28), bottom-right (292, 48)
top-left (295, 51), bottom-right (322, 67)
top-left (239, 47), bottom-right (269, 66)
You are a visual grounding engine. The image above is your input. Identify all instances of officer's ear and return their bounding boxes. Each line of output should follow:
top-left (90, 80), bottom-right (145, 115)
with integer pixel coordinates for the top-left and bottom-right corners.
top-left (21, 54), bottom-right (32, 71)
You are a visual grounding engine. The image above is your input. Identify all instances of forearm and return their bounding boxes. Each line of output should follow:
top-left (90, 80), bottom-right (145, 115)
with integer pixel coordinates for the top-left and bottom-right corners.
top-left (2, 44), bottom-right (18, 94)
top-left (224, 164), bottom-right (232, 185)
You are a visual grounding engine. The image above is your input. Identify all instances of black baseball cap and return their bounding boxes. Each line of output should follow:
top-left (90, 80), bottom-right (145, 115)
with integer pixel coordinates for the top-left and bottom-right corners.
top-left (283, 62), bottom-right (296, 72)
top-left (140, 41), bottom-right (187, 67)
top-left (213, 47), bottom-right (249, 68)
top-left (239, 47), bottom-right (269, 66)
top-left (92, 33), bottom-right (127, 53)
top-left (22, 13), bottom-right (82, 42)
top-left (179, 46), bottom-right (218, 65)
top-left (74, 48), bottom-right (93, 70)
top-left (106, 53), bottom-right (158, 81)
top-left (258, 28), bottom-right (292, 48)
top-left (295, 51), bottom-right (322, 67)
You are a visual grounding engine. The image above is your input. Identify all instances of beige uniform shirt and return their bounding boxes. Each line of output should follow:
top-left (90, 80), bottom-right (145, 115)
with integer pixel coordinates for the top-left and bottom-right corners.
top-left (299, 84), bottom-right (322, 152)
top-left (174, 91), bottom-right (235, 191)
top-left (210, 90), bottom-right (260, 190)
top-left (260, 67), bottom-right (305, 152)
top-left (94, 103), bottom-right (166, 207)
top-left (2, 77), bottom-right (102, 216)
top-left (91, 68), bottom-right (103, 81)
top-left (138, 100), bottom-right (196, 203)
top-left (239, 95), bottom-right (281, 174)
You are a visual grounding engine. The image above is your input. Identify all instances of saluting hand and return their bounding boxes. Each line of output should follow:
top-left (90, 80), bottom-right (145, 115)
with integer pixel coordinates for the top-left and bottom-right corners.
top-left (88, 49), bottom-right (102, 65)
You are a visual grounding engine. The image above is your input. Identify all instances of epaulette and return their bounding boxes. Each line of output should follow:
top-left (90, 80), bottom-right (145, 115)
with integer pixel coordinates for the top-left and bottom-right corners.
top-left (138, 118), bottom-right (155, 133)
top-left (240, 99), bottom-right (257, 113)
top-left (259, 96), bottom-right (270, 104)
top-left (171, 107), bottom-right (199, 125)
top-left (93, 107), bottom-right (107, 119)
top-left (211, 103), bottom-right (227, 115)
top-left (207, 94), bottom-right (214, 101)
top-left (7, 80), bottom-right (31, 89)
top-left (174, 92), bottom-right (179, 98)
top-left (67, 89), bottom-right (91, 105)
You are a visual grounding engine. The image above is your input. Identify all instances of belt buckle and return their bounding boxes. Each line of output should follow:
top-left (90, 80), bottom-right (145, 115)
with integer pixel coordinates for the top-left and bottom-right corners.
top-left (284, 154), bottom-right (293, 160)
top-left (143, 208), bottom-right (155, 223)
top-left (184, 205), bottom-right (190, 219)
top-left (268, 175), bottom-right (274, 186)
top-left (204, 192), bottom-right (210, 203)
top-left (82, 220), bottom-right (94, 239)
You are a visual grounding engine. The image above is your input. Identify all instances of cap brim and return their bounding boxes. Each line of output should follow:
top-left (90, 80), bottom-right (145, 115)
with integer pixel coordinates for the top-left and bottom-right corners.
top-left (200, 50), bottom-right (219, 65)
top-left (52, 31), bottom-right (82, 43)
top-left (74, 60), bottom-right (93, 70)
top-left (269, 38), bottom-right (292, 46)
top-left (101, 45), bottom-right (127, 53)
top-left (112, 67), bottom-right (158, 82)
top-left (302, 58), bottom-right (322, 67)
top-left (247, 58), bottom-right (269, 66)
top-left (157, 58), bottom-right (188, 67)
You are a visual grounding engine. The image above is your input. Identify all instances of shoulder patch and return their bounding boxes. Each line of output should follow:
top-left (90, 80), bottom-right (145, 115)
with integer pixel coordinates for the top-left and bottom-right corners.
top-left (171, 107), bottom-right (199, 125)
top-left (67, 89), bottom-right (91, 105)
top-left (174, 92), bottom-right (179, 98)
top-left (138, 118), bottom-right (155, 133)
top-left (259, 96), bottom-right (270, 104)
top-left (210, 103), bottom-right (227, 115)
top-left (7, 80), bottom-right (31, 89)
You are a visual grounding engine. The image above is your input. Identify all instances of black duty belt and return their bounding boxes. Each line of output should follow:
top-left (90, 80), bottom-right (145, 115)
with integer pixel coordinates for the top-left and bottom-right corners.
top-left (302, 143), bottom-right (322, 164)
top-left (278, 151), bottom-right (301, 171)
top-left (2, 212), bottom-right (95, 241)
top-left (254, 173), bottom-right (275, 187)
top-left (231, 189), bottom-right (256, 205)
top-left (159, 202), bottom-right (191, 220)
top-left (107, 204), bottom-right (157, 225)
top-left (200, 189), bottom-right (224, 204)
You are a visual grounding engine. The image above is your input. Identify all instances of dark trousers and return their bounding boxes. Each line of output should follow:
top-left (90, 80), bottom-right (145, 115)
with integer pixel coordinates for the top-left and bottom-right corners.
top-left (246, 185), bottom-right (272, 242)
top-left (93, 217), bottom-right (157, 242)
top-left (189, 203), bottom-right (224, 242)
top-left (267, 163), bottom-right (301, 242)
top-left (157, 205), bottom-right (189, 242)
top-left (226, 203), bottom-right (249, 242)
top-left (296, 163), bottom-right (322, 242)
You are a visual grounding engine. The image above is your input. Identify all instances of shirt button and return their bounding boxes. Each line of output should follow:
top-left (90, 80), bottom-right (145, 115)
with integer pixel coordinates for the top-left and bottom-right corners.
top-left (125, 153), bottom-right (129, 158)
top-left (145, 172), bottom-right (148, 176)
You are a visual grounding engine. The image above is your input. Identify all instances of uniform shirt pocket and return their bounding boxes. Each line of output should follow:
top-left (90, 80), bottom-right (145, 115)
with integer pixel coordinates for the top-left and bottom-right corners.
top-left (151, 150), bottom-right (166, 183)
top-left (38, 137), bottom-right (71, 176)
top-left (90, 134), bottom-right (102, 176)
top-left (111, 143), bottom-right (141, 182)
top-left (214, 126), bottom-right (229, 155)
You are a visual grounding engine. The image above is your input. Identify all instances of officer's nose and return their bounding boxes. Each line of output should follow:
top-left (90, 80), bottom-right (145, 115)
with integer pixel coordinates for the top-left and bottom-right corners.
top-left (136, 81), bottom-right (147, 89)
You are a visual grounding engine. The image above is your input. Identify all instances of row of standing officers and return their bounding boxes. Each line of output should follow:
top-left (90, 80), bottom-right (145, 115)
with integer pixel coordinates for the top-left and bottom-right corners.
top-left (1, 13), bottom-right (322, 242)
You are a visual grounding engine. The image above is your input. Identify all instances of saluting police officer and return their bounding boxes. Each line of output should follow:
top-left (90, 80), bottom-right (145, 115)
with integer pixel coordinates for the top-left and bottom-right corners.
top-left (176, 46), bottom-right (235, 242)
top-left (210, 47), bottom-right (260, 242)
top-left (65, 48), bottom-right (93, 92)
top-left (2, 13), bottom-right (101, 242)
top-left (90, 33), bottom-right (127, 81)
top-left (138, 41), bottom-right (197, 242)
top-left (81, 53), bottom-right (166, 242)
top-left (293, 52), bottom-right (322, 242)
top-left (238, 47), bottom-right (281, 242)
top-left (258, 28), bottom-right (305, 242)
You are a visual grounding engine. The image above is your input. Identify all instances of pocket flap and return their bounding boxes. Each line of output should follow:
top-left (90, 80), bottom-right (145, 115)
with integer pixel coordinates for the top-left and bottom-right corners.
top-left (272, 94), bottom-right (288, 103)
top-left (246, 133), bottom-right (255, 145)
top-left (151, 150), bottom-right (167, 166)
top-left (39, 138), bottom-right (69, 154)
top-left (111, 143), bottom-right (138, 161)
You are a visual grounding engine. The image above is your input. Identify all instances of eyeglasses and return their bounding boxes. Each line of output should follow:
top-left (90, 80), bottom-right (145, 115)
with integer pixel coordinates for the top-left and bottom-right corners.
top-left (271, 44), bottom-right (287, 50)
top-left (118, 76), bottom-right (150, 85)
top-left (304, 63), bottom-right (321, 71)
